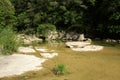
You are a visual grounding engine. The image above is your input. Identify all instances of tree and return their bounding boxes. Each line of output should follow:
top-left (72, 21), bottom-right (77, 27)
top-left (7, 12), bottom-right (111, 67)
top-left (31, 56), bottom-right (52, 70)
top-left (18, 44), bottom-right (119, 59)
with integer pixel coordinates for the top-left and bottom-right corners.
top-left (108, 0), bottom-right (120, 38)
top-left (0, 0), bottom-right (16, 28)
top-left (11, 0), bottom-right (120, 39)
top-left (11, 0), bottom-right (87, 31)
top-left (83, 0), bottom-right (120, 39)
top-left (37, 23), bottom-right (56, 41)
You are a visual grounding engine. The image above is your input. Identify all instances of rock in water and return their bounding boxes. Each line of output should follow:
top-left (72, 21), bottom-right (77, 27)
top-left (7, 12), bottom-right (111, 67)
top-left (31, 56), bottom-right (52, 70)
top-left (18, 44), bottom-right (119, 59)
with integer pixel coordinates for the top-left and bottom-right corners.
top-left (78, 34), bottom-right (85, 41)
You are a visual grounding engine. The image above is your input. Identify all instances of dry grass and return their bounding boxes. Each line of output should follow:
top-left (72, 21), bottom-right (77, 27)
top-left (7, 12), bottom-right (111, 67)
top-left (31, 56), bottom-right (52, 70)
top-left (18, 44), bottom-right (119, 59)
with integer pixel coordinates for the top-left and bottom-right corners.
top-left (0, 42), bottom-right (120, 80)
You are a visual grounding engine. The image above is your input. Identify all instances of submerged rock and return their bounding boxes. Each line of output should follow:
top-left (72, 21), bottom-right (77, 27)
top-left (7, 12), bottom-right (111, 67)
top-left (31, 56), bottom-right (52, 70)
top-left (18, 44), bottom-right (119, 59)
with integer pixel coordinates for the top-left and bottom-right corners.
top-left (71, 45), bottom-right (103, 51)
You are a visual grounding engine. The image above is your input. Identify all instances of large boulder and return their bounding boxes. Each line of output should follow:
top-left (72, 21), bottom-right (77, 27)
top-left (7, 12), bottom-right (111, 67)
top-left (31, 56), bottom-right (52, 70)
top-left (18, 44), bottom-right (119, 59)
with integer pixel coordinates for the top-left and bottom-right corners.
top-left (78, 34), bottom-right (85, 41)
top-left (47, 31), bottom-right (58, 40)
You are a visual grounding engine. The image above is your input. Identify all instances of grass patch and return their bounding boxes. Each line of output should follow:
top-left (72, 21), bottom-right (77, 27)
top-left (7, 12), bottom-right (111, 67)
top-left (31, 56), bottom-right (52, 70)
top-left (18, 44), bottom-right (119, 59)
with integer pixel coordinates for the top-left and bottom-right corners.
top-left (53, 64), bottom-right (68, 76)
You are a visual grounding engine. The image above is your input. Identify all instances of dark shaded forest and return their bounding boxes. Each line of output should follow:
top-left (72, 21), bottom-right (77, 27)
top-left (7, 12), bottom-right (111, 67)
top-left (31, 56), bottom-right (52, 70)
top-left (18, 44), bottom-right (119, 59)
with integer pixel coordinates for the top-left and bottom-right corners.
top-left (0, 0), bottom-right (120, 39)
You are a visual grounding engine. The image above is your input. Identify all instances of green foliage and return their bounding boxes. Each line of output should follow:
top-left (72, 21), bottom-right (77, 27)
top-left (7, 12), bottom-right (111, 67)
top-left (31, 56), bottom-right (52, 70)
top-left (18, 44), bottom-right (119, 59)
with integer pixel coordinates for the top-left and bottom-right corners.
top-left (0, 0), bottom-right (14, 14)
top-left (10, 0), bottom-right (120, 39)
top-left (0, 28), bottom-right (20, 55)
top-left (83, 0), bottom-right (120, 39)
top-left (11, 0), bottom-right (85, 30)
top-left (110, 12), bottom-right (120, 20)
top-left (37, 23), bottom-right (56, 38)
top-left (53, 64), bottom-right (68, 76)
top-left (0, 0), bottom-right (16, 28)
top-left (108, 25), bottom-right (120, 33)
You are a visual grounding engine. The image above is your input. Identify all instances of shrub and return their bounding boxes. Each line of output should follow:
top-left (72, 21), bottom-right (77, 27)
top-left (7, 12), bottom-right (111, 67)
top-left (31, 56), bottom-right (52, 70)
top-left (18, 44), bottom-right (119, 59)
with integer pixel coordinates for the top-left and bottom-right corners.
top-left (37, 23), bottom-right (56, 40)
top-left (0, 27), bottom-right (20, 55)
top-left (53, 64), bottom-right (68, 76)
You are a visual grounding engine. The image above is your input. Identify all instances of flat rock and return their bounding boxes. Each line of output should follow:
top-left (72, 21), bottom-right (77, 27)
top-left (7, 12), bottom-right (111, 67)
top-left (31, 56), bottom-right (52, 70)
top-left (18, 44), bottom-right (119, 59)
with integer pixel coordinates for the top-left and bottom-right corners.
top-left (0, 54), bottom-right (46, 78)
top-left (40, 53), bottom-right (58, 58)
top-left (18, 46), bottom-right (36, 53)
top-left (66, 41), bottom-right (91, 48)
top-left (35, 47), bottom-right (47, 52)
top-left (71, 45), bottom-right (103, 51)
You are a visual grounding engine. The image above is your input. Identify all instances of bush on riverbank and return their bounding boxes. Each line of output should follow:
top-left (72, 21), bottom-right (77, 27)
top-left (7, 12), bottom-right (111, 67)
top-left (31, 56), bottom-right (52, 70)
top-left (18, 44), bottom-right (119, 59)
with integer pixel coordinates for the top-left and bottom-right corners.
top-left (0, 28), bottom-right (20, 55)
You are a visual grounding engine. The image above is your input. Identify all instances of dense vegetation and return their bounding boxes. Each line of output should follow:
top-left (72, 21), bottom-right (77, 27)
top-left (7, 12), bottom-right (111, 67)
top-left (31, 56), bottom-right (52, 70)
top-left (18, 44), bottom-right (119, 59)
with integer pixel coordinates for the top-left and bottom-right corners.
top-left (1, 0), bottom-right (120, 39)
top-left (0, 28), bottom-right (20, 55)
top-left (0, 0), bottom-right (19, 54)
top-left (0, 0), bottom-right (16, 28)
